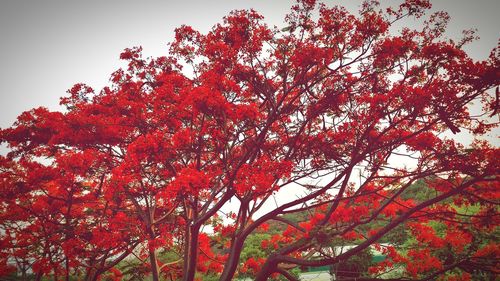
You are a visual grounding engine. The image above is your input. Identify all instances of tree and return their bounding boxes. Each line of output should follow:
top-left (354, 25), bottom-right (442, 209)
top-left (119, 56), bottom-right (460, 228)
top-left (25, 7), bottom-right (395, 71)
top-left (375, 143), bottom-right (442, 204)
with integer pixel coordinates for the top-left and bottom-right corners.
top-left (1, 0), bottom-right (499, 280)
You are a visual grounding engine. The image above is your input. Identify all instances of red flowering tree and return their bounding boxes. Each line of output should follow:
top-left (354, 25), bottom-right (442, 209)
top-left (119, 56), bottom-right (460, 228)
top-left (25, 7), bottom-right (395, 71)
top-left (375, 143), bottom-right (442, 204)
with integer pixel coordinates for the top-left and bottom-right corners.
top-left (1, 0), bottom-right (499, 280)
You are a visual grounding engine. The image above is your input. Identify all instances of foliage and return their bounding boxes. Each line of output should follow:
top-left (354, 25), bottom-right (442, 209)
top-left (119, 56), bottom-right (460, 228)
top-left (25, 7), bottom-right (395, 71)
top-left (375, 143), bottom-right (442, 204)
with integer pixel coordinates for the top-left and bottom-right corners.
top-left (0, 0), bottom-right (499, 280)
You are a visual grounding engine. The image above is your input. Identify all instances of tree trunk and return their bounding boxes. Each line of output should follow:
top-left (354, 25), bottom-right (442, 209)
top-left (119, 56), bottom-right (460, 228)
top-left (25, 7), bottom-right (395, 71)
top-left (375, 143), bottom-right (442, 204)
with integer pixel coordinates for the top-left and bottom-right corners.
top-left (86, 272), bottom-right (96, 281)
top-left (147, 221), bottom-right (161, 281)
top-left (65, 257), bottom-right (70, 281)
top-left (182, 224), bottom-right (200, 281)
top-left (149, 243), bottom-right (161, 281)
top-left (219, 200), bottom-right (250, 281)
top-left (218, 236), bottom-right (245, 281)
top-left (20, 266), bottom-right (27, 280)
top-left (35, 271), bottom-right (43, 281)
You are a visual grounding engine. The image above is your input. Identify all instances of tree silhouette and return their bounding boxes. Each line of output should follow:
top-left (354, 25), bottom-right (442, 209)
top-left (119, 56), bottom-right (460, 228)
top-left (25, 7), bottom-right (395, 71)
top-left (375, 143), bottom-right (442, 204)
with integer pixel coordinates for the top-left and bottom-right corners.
top-left (1, 0), bottom-right (498, 280)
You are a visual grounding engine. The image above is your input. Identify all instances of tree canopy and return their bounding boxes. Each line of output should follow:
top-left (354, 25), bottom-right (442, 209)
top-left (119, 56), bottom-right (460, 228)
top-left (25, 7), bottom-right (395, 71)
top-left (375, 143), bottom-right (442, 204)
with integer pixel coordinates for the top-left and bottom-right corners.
top-left (0, 0), bottom-right (499, 280)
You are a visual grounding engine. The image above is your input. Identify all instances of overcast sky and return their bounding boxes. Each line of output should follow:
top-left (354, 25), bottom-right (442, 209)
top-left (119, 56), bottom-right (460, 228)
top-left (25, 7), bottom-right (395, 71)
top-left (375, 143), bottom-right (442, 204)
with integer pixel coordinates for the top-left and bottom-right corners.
top-left (0, 0), bottom-right (498, 136)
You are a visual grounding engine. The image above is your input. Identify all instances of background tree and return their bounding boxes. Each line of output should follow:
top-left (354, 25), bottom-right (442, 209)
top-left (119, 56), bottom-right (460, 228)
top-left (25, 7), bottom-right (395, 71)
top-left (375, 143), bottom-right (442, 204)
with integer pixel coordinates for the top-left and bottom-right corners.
top-left (1, 0), bottom-right (499, 280)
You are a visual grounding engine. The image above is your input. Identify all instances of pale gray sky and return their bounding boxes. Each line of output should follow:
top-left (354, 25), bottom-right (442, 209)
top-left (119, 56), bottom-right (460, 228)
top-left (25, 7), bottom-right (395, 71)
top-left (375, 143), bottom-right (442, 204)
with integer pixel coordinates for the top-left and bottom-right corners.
top-left (0, 0), bottom-right (498, 134)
